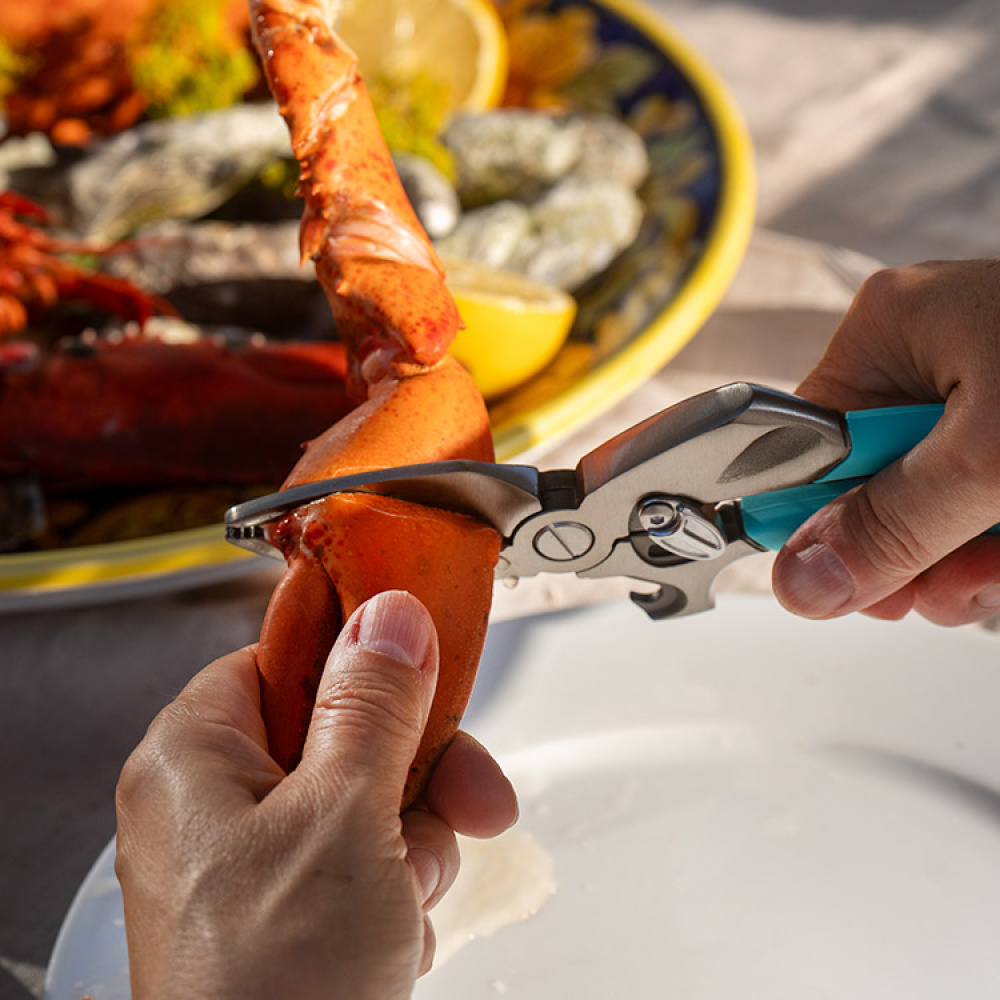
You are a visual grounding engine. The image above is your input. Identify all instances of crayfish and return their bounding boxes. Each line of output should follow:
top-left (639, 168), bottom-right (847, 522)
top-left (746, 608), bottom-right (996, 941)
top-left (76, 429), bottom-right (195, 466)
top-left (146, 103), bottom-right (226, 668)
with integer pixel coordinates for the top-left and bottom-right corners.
top-left (0, 191), bottom-right (176, 344)
top-left (248, 0), bottom-right (500, 805)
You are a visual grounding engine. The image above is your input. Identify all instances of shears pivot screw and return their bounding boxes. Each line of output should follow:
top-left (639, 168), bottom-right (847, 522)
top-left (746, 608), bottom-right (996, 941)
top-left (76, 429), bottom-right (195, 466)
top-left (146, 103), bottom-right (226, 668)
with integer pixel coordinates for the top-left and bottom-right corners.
top-left (532, 521), bottom-right (595, 562)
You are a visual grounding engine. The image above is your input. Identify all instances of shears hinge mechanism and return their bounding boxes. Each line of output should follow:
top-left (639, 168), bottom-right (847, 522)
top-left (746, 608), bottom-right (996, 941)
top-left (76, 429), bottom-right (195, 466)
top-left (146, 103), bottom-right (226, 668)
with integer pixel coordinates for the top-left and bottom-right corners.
top-left (581, 500), bottom-right (761, 621)
top-left (635, 495), bottom-right (726, 561)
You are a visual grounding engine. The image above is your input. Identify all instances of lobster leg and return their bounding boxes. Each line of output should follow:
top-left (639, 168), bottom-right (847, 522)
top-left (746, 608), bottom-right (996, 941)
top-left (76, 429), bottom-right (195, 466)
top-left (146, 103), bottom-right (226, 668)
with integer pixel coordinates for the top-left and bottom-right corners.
top-left (248, 0), bottom-right (500, 806)
top-left (249, 0), bottom-right (461, 393)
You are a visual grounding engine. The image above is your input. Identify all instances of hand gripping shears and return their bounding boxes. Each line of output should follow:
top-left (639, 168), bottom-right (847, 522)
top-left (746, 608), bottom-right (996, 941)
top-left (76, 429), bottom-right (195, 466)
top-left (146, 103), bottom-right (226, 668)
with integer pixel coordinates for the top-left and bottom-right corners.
top-left (225, 382), bottom-right (946, 620)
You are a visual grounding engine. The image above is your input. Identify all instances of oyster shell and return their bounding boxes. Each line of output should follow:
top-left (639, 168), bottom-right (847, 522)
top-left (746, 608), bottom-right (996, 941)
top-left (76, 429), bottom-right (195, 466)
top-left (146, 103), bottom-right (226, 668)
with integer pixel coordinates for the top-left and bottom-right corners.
top-left (393, 152), bottom-right (461, 239)
top-left (437, 109), bottom-right (648, 287)
top-left (105, 219), bottom-right (331, 335)
top-left (436, 176), bottom-right (643, 290)
top-left (444, 110), bottom-right (586, 206)
top-left (571, 113), bottom-right (650, 188)
top-left (433, 201), bottom-right (532, 271)
top-left (64, 104), bottom-right (292, 242)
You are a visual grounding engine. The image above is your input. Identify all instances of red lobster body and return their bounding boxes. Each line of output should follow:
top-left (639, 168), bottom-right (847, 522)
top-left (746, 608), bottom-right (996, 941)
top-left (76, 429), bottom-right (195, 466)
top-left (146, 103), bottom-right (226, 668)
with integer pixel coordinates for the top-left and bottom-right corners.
top-left (0, 335), bottom-right (352, 492)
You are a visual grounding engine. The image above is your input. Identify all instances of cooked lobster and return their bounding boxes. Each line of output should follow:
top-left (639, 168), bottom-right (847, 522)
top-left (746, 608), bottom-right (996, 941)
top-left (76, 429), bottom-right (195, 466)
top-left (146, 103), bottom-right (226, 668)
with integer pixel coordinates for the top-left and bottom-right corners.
top-left (0, 333), bottom-right (353, 492)
top-left (248, 0), bottom-right (500, 805)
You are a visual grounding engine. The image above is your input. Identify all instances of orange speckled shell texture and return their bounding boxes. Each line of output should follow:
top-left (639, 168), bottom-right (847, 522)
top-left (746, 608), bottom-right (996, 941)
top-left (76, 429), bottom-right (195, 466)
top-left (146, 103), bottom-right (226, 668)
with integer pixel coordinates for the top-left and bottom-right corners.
top-left (259, 494), bottom-right (500, 805)
top-left (256, 358), bottom-right (499, 806)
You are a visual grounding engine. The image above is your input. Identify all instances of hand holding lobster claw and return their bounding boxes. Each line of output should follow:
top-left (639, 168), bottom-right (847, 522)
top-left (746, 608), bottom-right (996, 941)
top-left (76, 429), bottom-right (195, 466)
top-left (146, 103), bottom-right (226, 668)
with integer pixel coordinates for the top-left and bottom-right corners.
top-left (228, 380), bottom-right (956, 620)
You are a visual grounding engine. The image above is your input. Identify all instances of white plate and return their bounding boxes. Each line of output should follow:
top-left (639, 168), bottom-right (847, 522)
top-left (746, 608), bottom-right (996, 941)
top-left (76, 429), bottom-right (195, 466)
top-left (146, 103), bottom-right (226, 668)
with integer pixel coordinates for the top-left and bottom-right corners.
top-left (45, 596), bottom-right (1000, 999)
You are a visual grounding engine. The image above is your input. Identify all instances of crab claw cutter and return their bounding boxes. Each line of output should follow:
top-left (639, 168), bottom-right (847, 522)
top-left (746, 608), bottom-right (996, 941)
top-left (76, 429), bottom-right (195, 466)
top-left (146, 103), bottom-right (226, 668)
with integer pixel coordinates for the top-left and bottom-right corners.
top-left (226, 382), bottom-right (949, 620)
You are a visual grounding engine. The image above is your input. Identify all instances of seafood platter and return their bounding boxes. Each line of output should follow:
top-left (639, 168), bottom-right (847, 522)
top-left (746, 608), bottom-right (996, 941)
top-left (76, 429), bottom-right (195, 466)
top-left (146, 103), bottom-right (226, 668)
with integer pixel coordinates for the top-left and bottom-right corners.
top-left (0, 0), bottom-right (753, 609)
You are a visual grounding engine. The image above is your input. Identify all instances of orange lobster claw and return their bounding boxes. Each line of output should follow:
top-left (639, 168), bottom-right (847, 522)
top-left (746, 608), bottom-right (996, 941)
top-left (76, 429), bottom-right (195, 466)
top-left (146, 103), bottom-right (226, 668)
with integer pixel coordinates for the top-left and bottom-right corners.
top-left (258, 491), bottom-right (500, 803)
top-left (255, 358), bottom-right (500, 807)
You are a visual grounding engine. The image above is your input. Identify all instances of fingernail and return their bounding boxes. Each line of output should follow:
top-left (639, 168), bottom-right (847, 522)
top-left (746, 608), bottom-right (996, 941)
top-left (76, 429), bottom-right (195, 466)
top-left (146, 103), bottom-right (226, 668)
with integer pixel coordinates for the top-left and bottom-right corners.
top-left (408, 847), bottom-right (441, 904)
top-left (974, 584), bottom-right (1000, 610)
top-left (355, 590), bottom-right (433, 670)
top-left (774, 542), bottom-right (855, 618)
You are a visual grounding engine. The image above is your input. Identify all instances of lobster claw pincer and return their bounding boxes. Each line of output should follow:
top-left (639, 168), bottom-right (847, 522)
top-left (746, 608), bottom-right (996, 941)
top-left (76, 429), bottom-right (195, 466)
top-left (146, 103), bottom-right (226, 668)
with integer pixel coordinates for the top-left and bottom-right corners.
top-left (228, 381), bottom-right (954, 620)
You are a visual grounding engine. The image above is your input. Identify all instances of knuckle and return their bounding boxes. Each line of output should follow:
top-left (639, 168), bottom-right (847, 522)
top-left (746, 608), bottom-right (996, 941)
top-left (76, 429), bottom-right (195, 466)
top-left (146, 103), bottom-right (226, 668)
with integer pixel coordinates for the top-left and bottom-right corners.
top-left (115, 704), bottom-right (190, 810)
top-left (911, 597), bottom-right (973, 628)
top-left (922, 431), bottom-right (1000, 528)
top-left (911, 579), bottom-right (986, 627)
top-left (853, 264), bottom-right (932, 331)
top-left (845, 487), bottom-right (935, 578)
top-left (115, 748), bottom-right (146, 804)
top-left (116, 733), bottom-right (159, 806)
top-left (912, 536), bottom-right (1000, 626)
top-left (952, 429), bottom-right (1000, 497)
top-left (855, 264), bottom-right (908, 306)
top-left (115, 739), bottom-right (167, 815)
top-left (855, 265), bottom-right (905, 306)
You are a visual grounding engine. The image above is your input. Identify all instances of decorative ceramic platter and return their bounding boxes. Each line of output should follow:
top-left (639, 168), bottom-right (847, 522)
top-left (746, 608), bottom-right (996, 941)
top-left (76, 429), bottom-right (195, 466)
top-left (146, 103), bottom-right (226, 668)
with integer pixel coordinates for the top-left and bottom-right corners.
top-left (0, 0), bottom-right (753, 611)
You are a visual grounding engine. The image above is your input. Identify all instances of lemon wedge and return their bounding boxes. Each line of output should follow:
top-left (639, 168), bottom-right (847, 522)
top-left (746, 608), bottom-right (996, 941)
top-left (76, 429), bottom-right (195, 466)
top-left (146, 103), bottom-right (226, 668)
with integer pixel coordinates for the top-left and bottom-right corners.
top-left (444, 258), bottom-right (578, 399)
top-left (337, 0), bottom-right (508, 114)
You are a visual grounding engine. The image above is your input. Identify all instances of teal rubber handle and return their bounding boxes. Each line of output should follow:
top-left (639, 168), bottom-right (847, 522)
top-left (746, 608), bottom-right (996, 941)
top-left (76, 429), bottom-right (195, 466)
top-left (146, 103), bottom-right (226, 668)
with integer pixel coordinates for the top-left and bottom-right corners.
top-left (740, 403), bottom-right (944, 551)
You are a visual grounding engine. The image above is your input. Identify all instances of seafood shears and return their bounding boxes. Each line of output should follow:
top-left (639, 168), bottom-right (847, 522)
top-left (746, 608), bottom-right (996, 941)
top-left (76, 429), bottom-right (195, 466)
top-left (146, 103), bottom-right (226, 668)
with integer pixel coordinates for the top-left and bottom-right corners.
top-left (225, 382), bottom-right (948, 619)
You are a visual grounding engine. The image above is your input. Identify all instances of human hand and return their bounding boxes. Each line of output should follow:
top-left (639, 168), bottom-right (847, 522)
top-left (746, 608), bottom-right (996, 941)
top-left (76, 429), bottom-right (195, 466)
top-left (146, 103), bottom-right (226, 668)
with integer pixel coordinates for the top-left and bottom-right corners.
top-left (115, 590), bottom-right (518, 1000)
top-left (772, 258), bottom-right (1000, 625)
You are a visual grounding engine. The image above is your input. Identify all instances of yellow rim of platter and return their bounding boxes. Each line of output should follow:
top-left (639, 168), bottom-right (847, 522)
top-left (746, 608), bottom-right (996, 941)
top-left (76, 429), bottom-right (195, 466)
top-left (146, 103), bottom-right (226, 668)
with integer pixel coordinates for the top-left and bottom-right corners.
top-left (1, 0), bottom-right (754, 598)
top-left (0, 524), bottom-right (253, 593)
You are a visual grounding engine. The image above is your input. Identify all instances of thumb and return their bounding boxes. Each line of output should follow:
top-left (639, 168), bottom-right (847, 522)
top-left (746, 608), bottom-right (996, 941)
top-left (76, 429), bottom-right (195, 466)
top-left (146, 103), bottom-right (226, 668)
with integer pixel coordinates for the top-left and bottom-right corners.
top-left (298, 590), bottom-right (439, 802)
top-left (772, 402), bottom-right (1000, 619)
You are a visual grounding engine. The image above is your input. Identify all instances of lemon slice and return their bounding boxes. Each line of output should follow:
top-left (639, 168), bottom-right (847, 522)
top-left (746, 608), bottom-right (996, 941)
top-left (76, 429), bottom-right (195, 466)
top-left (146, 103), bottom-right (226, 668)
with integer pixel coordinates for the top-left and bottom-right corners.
top-left (444, 258), bottom-right (578, 399)
top-left (337, 0), bottom-right (508, 113)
